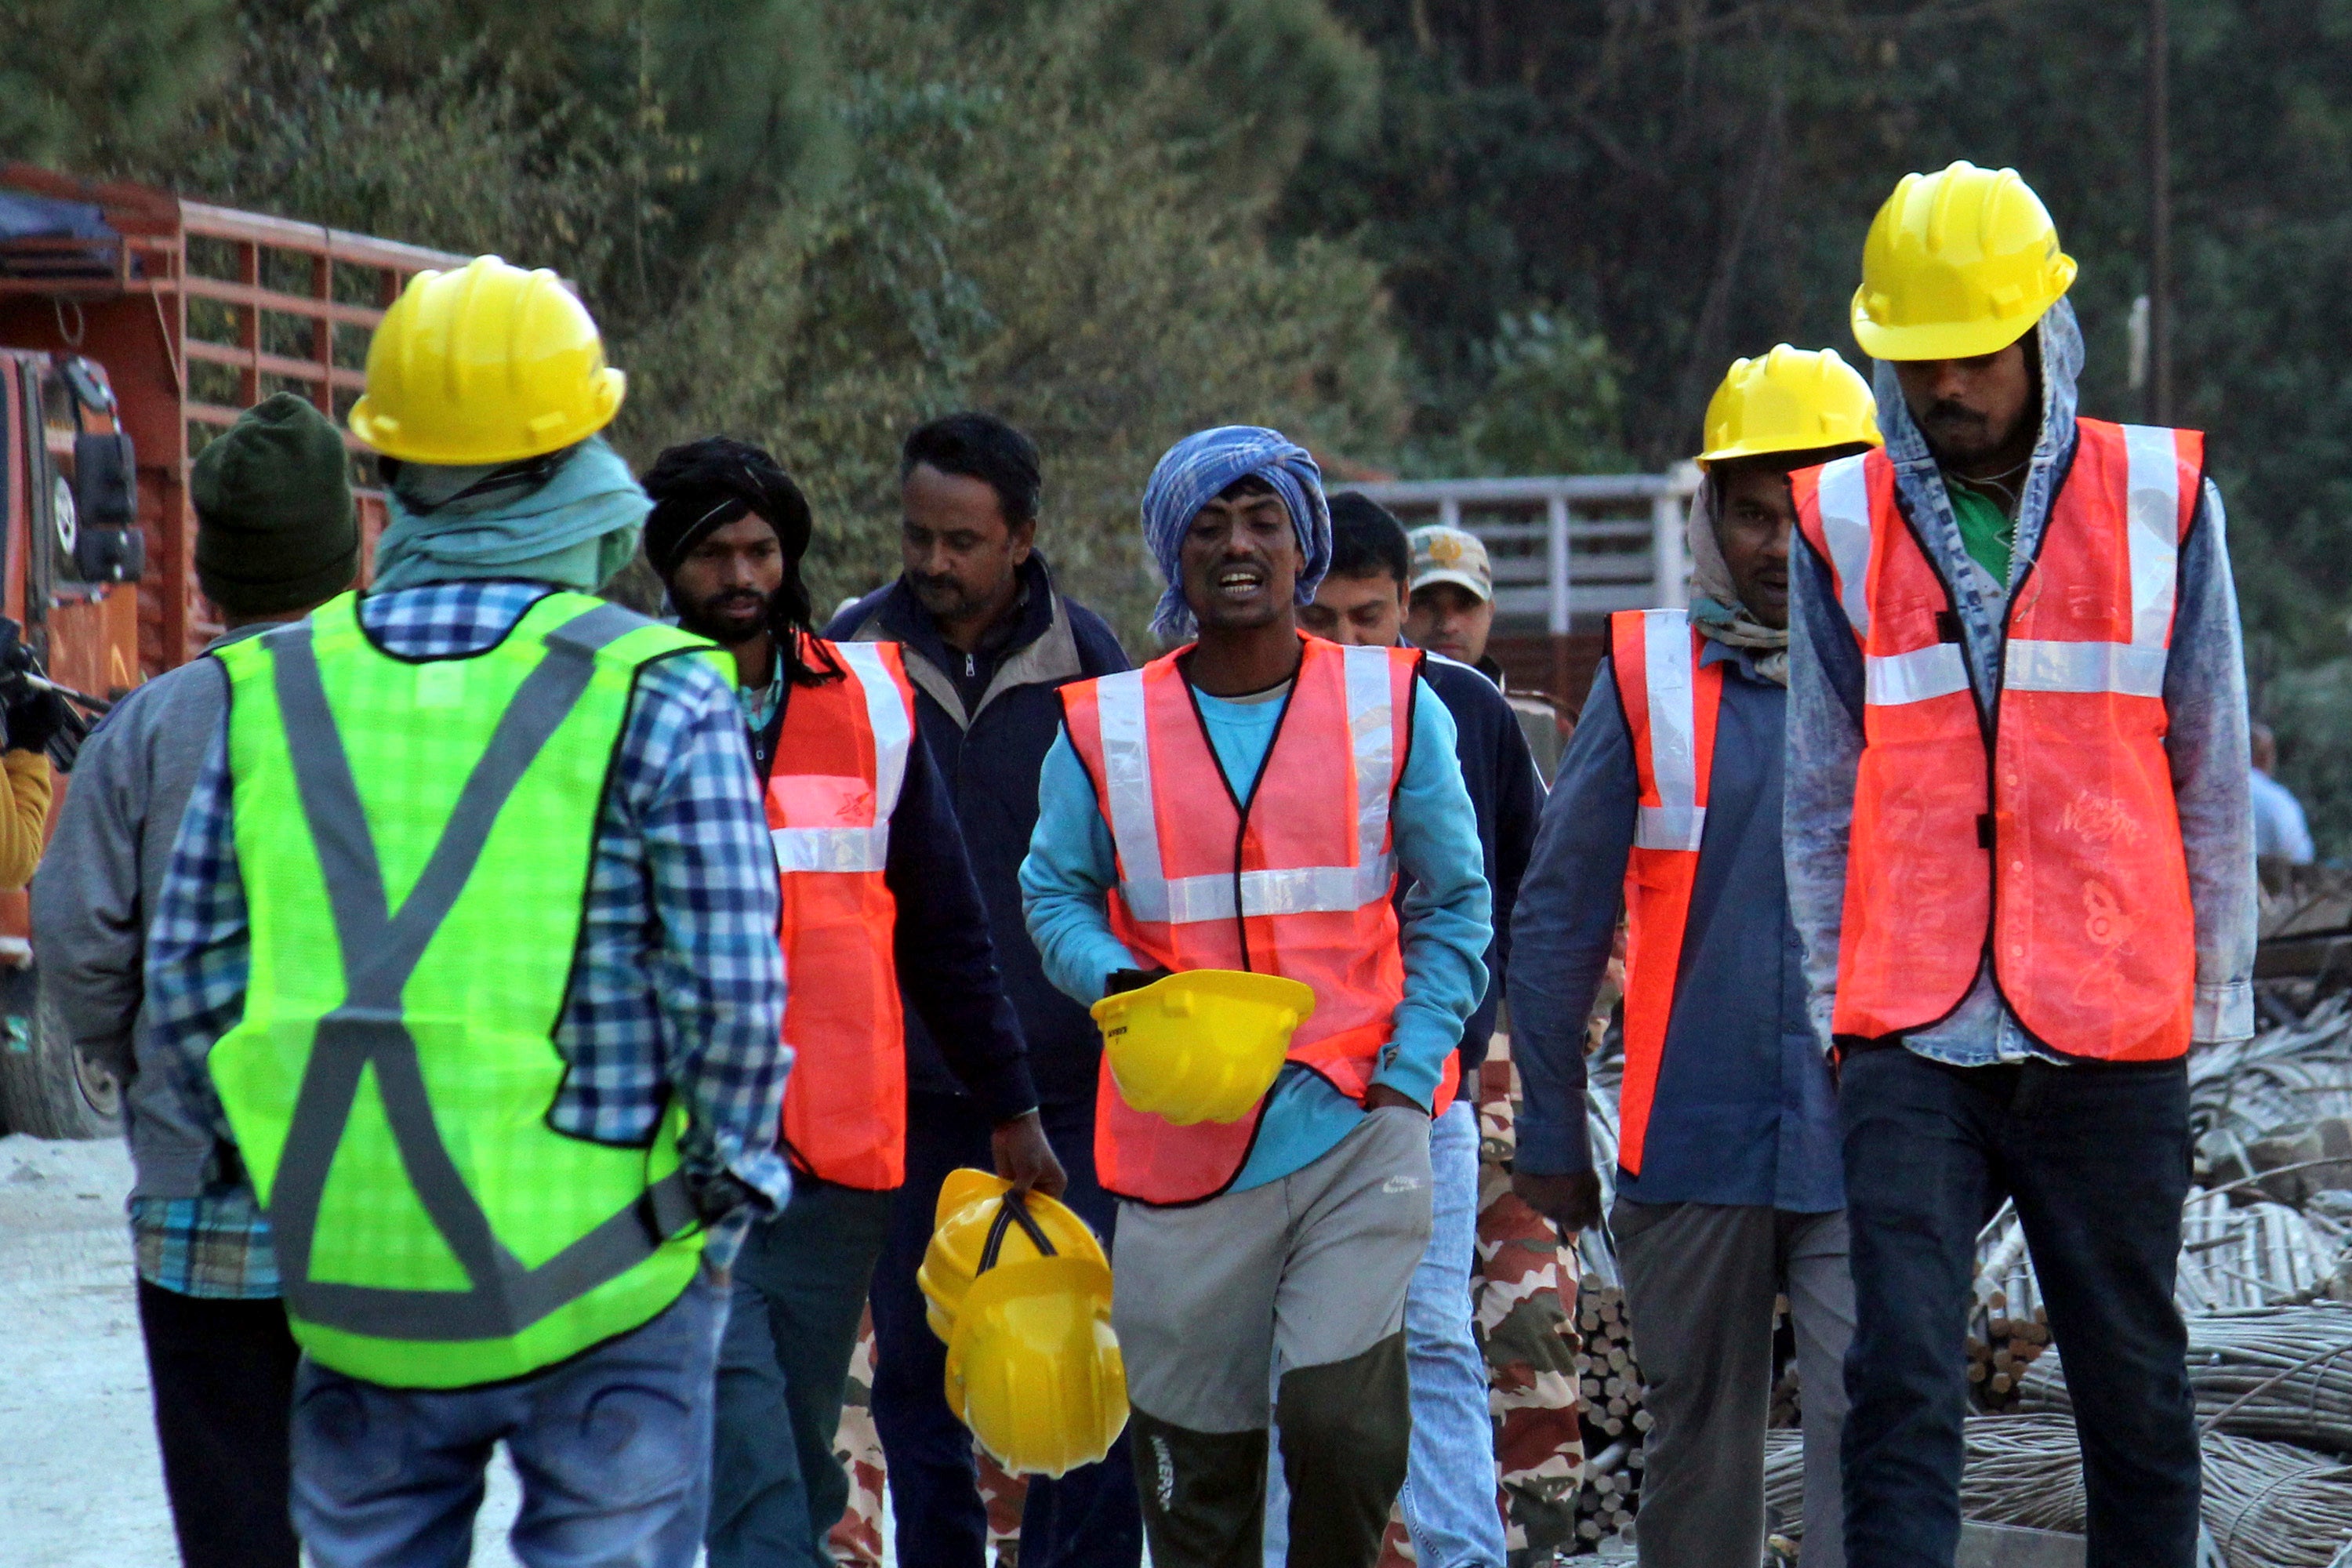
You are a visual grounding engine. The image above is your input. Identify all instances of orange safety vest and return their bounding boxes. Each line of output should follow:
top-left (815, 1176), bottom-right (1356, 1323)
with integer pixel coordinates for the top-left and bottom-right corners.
top-left (1608, 609), bottom-right (1724, 1177)
top-left (766, 636), bottom-right (918, 1189)
top-left (1789, 418), bottom-right (2204, 1062)
top-left (1061, 634), bottom-right (1452, 1207)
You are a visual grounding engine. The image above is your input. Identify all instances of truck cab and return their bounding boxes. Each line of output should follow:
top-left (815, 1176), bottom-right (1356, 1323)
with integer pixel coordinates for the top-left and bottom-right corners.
top-left (0, 165), bottom-right (462, 1136)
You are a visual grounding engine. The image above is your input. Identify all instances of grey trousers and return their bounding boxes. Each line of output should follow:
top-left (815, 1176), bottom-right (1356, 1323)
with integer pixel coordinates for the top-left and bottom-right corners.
top-left (1613, 1201), bottom-right (1853, 1568)
top-left (1112, 1105), bottom-right (1436, 1567)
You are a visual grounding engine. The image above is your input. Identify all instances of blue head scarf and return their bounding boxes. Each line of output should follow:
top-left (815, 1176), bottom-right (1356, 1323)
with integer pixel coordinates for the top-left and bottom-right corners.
top-left (1140, 426), bottom-right (1331, 642)
top-left (372, 435), bottom-right (650, 593)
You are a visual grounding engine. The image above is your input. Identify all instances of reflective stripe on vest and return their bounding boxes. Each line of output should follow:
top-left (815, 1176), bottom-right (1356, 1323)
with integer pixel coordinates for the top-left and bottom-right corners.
top-left (1610, 610), bottom-right (1722, 1178)
top-left (1062, 636), bottom-right (1443, 1207)
top-left (206, 593), bottom-right (715, 1389)
top-left (768, 637), bottom-right (916, 1189)
top-left (1789, 419), bottom-right (2203, 1060)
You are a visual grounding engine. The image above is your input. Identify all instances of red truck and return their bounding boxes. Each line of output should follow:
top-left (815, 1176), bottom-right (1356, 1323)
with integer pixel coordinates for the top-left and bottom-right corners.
top-left (0, 164), bottom-right (464, 1136)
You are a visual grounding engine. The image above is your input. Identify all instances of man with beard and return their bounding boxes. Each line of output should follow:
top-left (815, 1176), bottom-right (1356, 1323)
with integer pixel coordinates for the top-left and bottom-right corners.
top-left (1021, 426), bottom-right (1490, 1568)
top-left (642, 436), bottom-right (1064, 1568)
top-left (828, 413), bottom-right (1140, 1567)
top-left (1785, 163), bottom-right (2254, 1567)
top-left (1512, 347), bottom-right (1877, 1568)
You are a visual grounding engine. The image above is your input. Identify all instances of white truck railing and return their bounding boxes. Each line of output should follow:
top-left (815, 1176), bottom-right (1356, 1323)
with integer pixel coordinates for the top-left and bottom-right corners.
top-left (1348, 467), bottom-right (1701, 634)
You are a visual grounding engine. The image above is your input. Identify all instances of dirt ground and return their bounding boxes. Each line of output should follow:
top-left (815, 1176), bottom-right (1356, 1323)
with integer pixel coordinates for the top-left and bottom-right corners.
top-left (0, 1134), bottom-right (534, 1567)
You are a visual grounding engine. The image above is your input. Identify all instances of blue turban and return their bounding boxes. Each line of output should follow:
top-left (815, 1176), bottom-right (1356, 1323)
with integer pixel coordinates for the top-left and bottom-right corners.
top-left (1140, 425), bottom-right (1331, 642)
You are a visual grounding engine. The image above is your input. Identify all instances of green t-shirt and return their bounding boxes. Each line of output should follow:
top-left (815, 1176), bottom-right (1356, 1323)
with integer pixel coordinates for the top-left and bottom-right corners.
top-left (1947, 481), bottom-right (2015, 583)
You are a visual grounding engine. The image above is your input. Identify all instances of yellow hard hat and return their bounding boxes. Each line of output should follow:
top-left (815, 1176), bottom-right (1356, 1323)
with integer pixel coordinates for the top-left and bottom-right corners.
top-left (348, 255), bottom-right (626, 464)
top-left (1697, 346), bottom-right (1882, 468)
top-left (1089, 970), bottom-right (1314, 1126)
top-left (1850, 162), bottom-right (2078, 362)
top-left (945, 1253), bottom-right (1128, 1478)
top-left (919, 1170), bottom-right (1108, 1347)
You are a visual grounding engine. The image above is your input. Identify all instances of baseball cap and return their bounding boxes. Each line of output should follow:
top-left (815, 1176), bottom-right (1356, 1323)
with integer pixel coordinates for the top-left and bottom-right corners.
top-left (1408, 524), bottom-right (1493, 603)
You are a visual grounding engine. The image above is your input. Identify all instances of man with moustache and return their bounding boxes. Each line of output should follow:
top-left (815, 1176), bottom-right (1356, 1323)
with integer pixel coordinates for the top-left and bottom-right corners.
top-left (642, 435), bottom-right (1063, 1568)
top-left (1512, 348), bottom-right (1878, 1568)
top-left (1785, 163), bottom-right (2255, 1566)
top-left (1022, 426), bottom-right (1490, 1568)
top-left (827, 412), bottom-right (1141, 1566)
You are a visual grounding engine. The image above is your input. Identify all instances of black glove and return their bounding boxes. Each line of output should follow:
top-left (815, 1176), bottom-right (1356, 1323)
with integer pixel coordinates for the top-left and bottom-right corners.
top-left (1105, 967), bottom-right (1174, 996)
top-left (5, 688), bottom-right (71, 757)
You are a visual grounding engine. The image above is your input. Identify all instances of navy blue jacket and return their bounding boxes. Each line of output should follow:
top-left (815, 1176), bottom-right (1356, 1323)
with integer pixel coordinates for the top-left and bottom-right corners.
top-left (828, 554), bottom-right (1131, 1105)
top-left (1416, 654), bottom-right (1543, 1090)
top-left (1506, 640), bottom-right (1841, 1212)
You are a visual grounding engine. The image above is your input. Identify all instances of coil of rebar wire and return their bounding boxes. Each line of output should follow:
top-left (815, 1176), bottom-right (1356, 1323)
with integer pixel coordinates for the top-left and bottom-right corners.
top-left (2016, 1305), bottom-right (2352, 1453)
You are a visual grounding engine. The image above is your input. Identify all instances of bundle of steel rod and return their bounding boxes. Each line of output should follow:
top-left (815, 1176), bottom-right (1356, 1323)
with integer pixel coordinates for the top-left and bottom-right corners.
top-left (1964, 1202), bottom-right (2055, 1411)
top-left (2018, 1305), bottom-right (2352, 1454)
top-left (2200, 1431), bottom-right (2352, 1568)
top-left (1568, 1276), bottom-right (1650, 1543)
top-left (2177, 1194), bottom-right (2342, 1312)
top-left (2193, 997), bottom-right (2352, 1151)
top-left (1783, 1412), bottom-right (2352, 1564)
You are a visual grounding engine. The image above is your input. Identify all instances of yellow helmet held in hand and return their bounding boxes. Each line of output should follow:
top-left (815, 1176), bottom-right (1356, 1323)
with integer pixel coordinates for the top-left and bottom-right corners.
top-left (1089, 970), bottom-right (1314, 1126)
top-left (1850, 162), bottom-right (2077, 362)
top-left (1697, 345), bottom-right (1882, 468)
top-left (946, 1253), bottom-right (1127, 1479)
top-left (920, 1169), bottom-right (1108, 1346)
top-left (348, 255), bottom-right (626, 465)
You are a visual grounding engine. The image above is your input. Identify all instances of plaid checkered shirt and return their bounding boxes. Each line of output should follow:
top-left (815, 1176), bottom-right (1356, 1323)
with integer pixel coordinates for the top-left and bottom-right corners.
top-left (138, 580), bottom-right (789, 1298)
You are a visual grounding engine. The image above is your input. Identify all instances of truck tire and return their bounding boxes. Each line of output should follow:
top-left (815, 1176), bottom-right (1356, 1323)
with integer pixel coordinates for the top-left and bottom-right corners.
top-left (0, 966), bottom-right (122, 1140)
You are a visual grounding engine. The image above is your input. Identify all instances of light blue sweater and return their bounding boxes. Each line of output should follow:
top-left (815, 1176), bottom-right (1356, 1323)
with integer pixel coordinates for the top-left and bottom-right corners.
top-left (1020, 673), bottom-right (1491, 1192)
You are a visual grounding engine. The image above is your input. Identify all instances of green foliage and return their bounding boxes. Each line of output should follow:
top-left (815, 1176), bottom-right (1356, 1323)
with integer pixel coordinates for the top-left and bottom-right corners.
top-left (1410, 308), bottom-right (1629, 477)
top-left (623, 0), bottom-right (1403, 630)
top-left (0, 0), bottom-right (234, 162)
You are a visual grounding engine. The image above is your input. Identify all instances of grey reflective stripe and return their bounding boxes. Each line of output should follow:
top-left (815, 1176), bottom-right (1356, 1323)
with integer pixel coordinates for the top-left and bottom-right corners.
top-left (1635, 805), bottom-right (1704, 853)
top-left (2121, 424), bottom-right (2183, 648)
top-left (833, 641), bottom-right (913, 818)
top-left (767, 642), bottom-right (906, 878)
top-left (1813, 454), bottom-right (1875, 641)
top-left (1090, 672), bottom-right (1170, 921)
top-left (2002, 638), bottom-right (2168, 698)
top-left (1343, 644), bottom-right (1398, 880)
top-left (1632, 610), bottom-right (1704, 851)
top-left (771, 825), bottom-right (891, 873)
top-left (1151, 859), bottom-right (1399, 923)
top-left (1100, 655), bottom-right (1397, 926)
top-left (263, 604), bottom-right (691, 1343)
top-left (1865, 643), bottom-right (1972, 707)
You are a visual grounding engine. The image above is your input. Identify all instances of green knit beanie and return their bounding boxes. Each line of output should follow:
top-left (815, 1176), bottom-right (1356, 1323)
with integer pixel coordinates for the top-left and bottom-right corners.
top-left (192, 392), bottom-right (361, 616)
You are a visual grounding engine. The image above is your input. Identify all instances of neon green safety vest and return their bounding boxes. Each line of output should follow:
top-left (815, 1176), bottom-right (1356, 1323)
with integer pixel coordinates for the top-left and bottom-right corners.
top-left (208, 590), bottom-right (731, 1389)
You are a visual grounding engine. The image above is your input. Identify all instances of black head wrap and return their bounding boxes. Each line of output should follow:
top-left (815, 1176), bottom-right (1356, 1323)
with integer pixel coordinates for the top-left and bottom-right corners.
top-left (642, 436), bottom-right (836, 686)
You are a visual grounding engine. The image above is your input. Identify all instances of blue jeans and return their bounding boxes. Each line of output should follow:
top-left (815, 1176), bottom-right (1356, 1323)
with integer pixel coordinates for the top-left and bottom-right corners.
top-left (708, 1181), bottom-right (897, 1567)
top-left (869, 1091), bottom-right (1142, 1568)
top-left (1840, 1047), bottom-right (2198, 1568)
top-left (1265, 1100), bottom-right (1503, 1567)
top-left (289, 1269), bottom-right (729, 1568)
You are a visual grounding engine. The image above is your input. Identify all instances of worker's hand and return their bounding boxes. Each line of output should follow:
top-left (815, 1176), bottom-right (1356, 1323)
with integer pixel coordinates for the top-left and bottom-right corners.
top-left (1362, 1083), bottom-right (1429, 1116)
top-left (1513, 1169), bottom-right (1603, 1237)
top-left (992, 1111), bottom-right (1069, 1200)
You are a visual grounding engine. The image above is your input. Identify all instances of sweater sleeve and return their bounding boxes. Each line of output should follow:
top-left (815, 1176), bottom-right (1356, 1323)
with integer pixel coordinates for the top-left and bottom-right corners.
top-left (884, 732), bottom-right (1040, 1120)
top-left (1018, 726), bottom-right (1139, 1007)
top-left (1374, 679), bottom-right (1492, 1111)
top-left (1505, 666), bottom-right (1638, 1176)
top-left (2165, 479), bottom-right (2257, 1044)
top-left (0, 750), bottom-right (53, 892)
top-left (1488, 700), bottom-right (1545, 996)
top-left (29, 703), bottom-right (145, 1079)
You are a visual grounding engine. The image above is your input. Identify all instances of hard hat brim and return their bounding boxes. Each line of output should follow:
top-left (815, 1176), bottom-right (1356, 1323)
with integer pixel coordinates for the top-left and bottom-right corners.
top-left (347, 368), bottom-right (626, 464)
top-left (1696, 434), bottom-right (1885, 468)
top-left (1849, 262), bottom-right (2075, 364)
